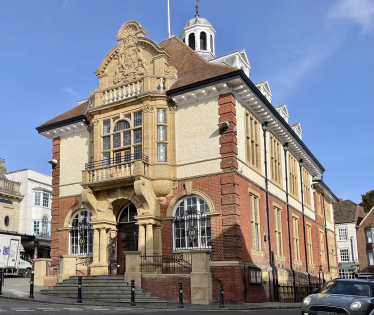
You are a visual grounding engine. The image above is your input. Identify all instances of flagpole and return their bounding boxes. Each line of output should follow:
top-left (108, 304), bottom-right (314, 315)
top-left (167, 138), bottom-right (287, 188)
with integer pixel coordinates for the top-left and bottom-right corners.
top-left (167, 0), bottom-right (171, 38)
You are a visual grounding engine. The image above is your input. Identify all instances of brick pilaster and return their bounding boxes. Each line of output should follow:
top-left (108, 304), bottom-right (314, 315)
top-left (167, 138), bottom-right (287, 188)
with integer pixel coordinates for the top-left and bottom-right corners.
top-left (218, 93), bottom-right (238, 171)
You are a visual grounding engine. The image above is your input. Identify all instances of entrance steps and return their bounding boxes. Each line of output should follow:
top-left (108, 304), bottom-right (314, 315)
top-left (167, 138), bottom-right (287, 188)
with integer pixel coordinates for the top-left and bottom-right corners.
top-left (40, 275), bottom-right (167, 304)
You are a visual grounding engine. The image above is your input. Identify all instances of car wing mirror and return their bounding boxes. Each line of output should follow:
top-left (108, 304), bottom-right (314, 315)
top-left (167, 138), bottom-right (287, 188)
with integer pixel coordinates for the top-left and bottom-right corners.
top-left (312, 288), bottom-right (320, 294)
top-left (370, 298), bottom-right (374, 305)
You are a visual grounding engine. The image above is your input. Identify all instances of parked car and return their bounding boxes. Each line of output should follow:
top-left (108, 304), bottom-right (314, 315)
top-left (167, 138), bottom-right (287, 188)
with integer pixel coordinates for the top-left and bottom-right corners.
top-left (301, 279), bottom-right (374, 315)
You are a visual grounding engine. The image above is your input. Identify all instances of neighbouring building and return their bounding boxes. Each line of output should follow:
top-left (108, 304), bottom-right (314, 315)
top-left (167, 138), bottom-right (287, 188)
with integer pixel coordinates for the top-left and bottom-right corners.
top-left (357, 206), bottom-right (374, 278)
top-left (35, 16), bottom-right (339, 304)
top-left (0, 159), bottom-right (23, 234)
top-left (333, 199), bottom-right (365, 278)
top-left (6, 169), bottom-right (52, 258)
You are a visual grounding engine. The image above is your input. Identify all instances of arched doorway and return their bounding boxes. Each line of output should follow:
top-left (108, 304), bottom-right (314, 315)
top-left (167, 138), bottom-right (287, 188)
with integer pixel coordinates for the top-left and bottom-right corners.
top-left (117, 203), bottom-right (138, 274)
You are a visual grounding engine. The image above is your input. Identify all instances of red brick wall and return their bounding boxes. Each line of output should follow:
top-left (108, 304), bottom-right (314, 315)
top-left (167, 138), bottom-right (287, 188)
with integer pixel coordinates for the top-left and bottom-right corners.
top-left (357, 210), bottom-right (374, 272)
top-left (141, 276), bottom-right (191, 303)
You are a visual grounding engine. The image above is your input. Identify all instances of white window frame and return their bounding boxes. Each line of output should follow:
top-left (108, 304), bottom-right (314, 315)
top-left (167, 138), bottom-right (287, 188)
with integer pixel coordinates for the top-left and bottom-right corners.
top-left (367, 250), bottom-right (374, 266)
top-left (172, 195), bottom-right (211, 251)
top-left (338, 227), bottom-right (348, 241)
top-left (33, 190), bottom-right (51, 209)
top-left (339, 248), bottom-right (350, 262)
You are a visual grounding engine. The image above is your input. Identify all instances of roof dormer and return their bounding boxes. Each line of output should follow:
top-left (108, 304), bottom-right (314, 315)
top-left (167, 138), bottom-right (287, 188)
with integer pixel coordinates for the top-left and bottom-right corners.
top-left (274, 104), bottom-right (290, 123)
top-left (255, 80), bottom-right (272, 103)
top-left (290, 122), bottom-right (303, 139)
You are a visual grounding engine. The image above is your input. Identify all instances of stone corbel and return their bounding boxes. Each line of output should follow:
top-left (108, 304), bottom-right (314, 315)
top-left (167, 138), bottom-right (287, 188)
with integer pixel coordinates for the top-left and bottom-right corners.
top-left (134, 179), bottom-right (160, 217)
top-left (81, 187), bottom-right (97, 215)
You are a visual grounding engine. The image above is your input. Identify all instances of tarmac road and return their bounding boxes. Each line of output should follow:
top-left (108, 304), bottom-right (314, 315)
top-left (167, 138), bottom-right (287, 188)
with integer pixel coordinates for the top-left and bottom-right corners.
top-left (0, 299), bottom-right (302, 315)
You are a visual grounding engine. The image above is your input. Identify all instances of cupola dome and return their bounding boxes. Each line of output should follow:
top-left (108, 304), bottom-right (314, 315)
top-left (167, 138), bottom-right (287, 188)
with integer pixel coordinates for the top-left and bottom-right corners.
top-left (180, 14), bottom-right (216, 61)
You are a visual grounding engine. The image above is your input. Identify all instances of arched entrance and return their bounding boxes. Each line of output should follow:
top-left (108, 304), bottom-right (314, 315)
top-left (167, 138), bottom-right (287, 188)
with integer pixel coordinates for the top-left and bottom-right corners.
top-left (117, 202), bottom-right (138, 274)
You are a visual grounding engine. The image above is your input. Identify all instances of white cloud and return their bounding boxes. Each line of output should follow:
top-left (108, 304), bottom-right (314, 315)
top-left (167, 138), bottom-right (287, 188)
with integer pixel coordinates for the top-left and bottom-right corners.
top-left (329, 0), bottom-right (374, 33)
top-left (63, 87), bottom-right (79, 98)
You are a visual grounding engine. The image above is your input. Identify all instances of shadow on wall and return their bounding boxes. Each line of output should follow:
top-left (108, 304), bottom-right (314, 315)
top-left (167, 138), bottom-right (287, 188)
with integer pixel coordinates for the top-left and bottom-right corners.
top-left (209, 225), bottom-right (270, 303)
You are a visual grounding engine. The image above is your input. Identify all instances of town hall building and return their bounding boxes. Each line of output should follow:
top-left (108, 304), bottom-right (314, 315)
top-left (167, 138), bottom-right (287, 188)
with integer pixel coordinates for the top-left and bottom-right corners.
top-left (36, 15), bottom-right (339, 304)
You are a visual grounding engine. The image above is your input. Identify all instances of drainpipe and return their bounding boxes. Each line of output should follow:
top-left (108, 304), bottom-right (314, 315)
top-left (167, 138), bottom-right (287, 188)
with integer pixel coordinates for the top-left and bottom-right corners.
top-left (284, 143), bottom-right (296, 302)
top-left (299, 160), bottom-right (310, 289)
top-left (321, 178), bottom-right (331, 275)
top-left (262, 123), bottom-right (277, 301)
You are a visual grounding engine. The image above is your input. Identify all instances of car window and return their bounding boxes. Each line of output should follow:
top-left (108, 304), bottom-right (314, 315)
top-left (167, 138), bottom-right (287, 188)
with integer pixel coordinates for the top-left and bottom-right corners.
top-left (321, 281), bottom-right (371, 296)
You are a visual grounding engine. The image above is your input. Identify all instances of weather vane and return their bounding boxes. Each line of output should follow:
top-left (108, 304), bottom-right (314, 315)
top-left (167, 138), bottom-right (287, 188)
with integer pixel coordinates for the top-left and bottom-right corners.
top-left (195, 0), bottom-right (200, 17)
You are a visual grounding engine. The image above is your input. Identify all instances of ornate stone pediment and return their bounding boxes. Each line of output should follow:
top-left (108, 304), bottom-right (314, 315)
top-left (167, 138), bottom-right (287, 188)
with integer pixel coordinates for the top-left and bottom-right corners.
top-left (92, 20), bottom-right (177, 107)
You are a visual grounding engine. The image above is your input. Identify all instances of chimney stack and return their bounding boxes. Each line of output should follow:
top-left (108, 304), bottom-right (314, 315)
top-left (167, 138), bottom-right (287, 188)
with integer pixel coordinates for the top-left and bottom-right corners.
top-left (0, 159), bottom-right (7, 174)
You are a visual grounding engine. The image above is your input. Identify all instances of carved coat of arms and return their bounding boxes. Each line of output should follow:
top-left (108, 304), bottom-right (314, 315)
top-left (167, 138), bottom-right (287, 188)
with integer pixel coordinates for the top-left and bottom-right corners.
top-left (113, 29), bottom-right (148, 85)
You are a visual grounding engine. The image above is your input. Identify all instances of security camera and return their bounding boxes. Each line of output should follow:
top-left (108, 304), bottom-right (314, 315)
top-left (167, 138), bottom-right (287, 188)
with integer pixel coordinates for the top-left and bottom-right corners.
top-left (217, 121), bottom-right (229, 130)
top-left (48, 159), bottom-right (58, 166)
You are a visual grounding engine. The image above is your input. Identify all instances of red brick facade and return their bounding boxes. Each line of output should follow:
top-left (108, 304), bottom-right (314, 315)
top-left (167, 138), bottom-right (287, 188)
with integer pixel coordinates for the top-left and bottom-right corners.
top-left (357, 208), bottom-right (374, 273)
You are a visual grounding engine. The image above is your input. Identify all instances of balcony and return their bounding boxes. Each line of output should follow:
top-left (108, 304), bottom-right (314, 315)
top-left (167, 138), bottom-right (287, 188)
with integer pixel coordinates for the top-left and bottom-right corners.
top-left (82, 154), bottom-right (149, 185)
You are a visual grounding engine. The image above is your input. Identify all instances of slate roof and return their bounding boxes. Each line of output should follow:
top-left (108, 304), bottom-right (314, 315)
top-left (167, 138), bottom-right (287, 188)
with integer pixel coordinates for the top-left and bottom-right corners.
top-left (334, 199), bottom-right (365, 224)
top-left (36, 101), bottom-right (88, 130)
top-left (37, 36), bottom-right (236, 130)
top-left (159, 36), bottom-right (237, 90)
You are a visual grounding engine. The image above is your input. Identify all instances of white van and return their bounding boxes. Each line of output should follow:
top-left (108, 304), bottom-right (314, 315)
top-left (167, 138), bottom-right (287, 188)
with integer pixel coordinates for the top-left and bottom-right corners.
top-left (0, 235), bottom-right (33, 277)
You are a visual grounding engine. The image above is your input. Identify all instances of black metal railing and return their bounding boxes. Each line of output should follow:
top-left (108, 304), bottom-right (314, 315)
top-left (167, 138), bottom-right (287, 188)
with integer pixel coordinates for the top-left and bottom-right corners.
top-left (46, 260), bottom-right (60, 277)
top-left (140, 254), bottom-right (192, 274)
top-left (85, 154), bottom-right (149, 170)
top-left (277, 278), bottom-right (320, 303)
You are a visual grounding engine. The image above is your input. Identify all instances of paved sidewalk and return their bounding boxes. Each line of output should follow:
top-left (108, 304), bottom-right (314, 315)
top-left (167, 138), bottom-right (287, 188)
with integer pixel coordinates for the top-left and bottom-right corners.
top-left (0, 277), bottom-right (301, 310)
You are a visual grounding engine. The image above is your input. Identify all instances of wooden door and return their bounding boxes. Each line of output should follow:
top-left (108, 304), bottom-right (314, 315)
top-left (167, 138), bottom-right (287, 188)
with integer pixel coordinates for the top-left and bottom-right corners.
top-left (117, 222), bottom-right (138, 274)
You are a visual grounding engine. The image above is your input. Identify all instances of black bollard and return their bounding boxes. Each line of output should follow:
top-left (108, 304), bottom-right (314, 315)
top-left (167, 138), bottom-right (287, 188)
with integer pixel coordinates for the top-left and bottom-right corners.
top-left (130, 280), bottom-right (136, 306)
top-left (77, 276), bottom-right (82, 303)
top-left (29, 273), bottom-right (34, 299)
top-left (178, 282), bottom-right (184, 308)
top-left (0, 271), bottom-right (2, 296)
top-left (219, 283), bottom-right (225, 308)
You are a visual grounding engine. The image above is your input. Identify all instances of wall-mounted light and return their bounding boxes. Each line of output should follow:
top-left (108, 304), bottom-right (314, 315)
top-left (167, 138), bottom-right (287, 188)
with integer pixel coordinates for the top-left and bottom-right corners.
top-left (48, 159), bottom-right (58, 169)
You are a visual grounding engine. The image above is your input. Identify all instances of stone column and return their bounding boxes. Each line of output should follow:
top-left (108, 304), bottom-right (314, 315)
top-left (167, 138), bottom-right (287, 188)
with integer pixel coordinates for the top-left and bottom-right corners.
top-left (93, 228), bottom-right (100, 264)
top-left (138, 225), bottom-right (146, 255)
top-left (146, 224), bottom-right (154, 256)
top-left (190, 250), bottom-right (213, 305)
top-left (99, 228), bottom-right (107, 264)
top-left (58, 255), bottom-right (77, 283)
top-left (153, 226), bottom-right (162, 255)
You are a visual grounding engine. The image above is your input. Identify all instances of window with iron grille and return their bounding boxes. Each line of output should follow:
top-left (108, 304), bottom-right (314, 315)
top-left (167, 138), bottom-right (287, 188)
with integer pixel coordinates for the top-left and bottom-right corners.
top-left (173, 196), bottom-right (211, 251)
top-left (338, 227), bottom-right (348, 241)
top-left (70, 210), bottom-right (93, 256)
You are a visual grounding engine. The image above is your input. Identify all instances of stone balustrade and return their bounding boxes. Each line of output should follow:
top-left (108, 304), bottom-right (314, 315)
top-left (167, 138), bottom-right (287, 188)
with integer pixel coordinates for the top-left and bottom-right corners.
top-left (0, 178), bottom-right (21, 195)
top-left (82, 160), bottom-right (148, 184)
top-left (102, 81), bottom-right (142, 105)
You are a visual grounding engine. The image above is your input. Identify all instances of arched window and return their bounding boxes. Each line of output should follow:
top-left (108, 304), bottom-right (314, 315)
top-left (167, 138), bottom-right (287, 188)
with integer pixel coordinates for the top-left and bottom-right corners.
top-left (200, 32), bottom-right (207, 50)
top-left (188, 33), bottom-right (195, 50)
top-left (42, 215), bottom-right (49, 237)
top-left (210, 35), bottom-right (213, 53)
top-left (118, 203), bottom-right (137, 223)
top-left (114, 120), bottom-right (130, 132)
top-left (173, 195), bottom-right (211, 251)
top-left (70, 210), bottom-right (93, 256)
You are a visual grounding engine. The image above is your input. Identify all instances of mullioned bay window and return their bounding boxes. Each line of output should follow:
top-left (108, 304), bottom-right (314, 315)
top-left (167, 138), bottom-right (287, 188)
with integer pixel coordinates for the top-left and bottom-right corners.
top-left (101, 111), bottom-right (142, 163)
top-left (156, 108), bottom-right (167, 162)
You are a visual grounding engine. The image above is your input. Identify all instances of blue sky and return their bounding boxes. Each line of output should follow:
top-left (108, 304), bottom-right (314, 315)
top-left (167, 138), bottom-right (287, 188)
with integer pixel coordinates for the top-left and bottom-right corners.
top-left (0, 0), bottom-right (372, 203)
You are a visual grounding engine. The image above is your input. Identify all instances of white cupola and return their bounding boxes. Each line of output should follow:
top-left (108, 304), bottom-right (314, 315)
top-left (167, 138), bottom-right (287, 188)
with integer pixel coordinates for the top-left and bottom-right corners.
top-left (179, 14), bottom-right (216, 61)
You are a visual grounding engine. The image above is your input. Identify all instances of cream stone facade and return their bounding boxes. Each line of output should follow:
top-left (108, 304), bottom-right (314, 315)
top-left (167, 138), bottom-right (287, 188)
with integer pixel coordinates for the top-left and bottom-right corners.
top-left (36, 17), bottom-right (340, 304)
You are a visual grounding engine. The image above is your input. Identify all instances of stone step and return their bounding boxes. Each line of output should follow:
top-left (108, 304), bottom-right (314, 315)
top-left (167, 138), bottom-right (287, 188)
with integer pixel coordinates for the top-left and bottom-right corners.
top-left (40, 275), bottom-right (164, 304)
